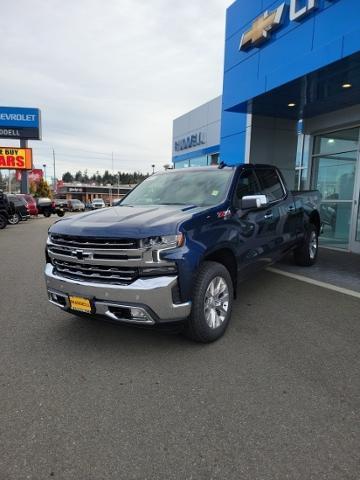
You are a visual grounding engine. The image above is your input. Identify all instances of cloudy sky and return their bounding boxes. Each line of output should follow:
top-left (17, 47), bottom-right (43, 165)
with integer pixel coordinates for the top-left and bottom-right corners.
top-left (2, 0), bottom-right (229, 179)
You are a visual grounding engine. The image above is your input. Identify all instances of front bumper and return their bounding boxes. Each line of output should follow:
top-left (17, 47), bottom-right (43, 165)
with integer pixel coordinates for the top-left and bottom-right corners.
top-left (44, 263), bottom-right (191, 325)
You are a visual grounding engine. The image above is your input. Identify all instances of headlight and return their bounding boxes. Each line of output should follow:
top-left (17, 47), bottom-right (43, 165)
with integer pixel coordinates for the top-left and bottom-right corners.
top-left (141, 234), bottom-right (184, 249)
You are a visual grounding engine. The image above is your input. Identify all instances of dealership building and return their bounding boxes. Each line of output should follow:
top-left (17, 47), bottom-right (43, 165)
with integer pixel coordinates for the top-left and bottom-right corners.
top-left (173, 0), bottom-right (360, 253)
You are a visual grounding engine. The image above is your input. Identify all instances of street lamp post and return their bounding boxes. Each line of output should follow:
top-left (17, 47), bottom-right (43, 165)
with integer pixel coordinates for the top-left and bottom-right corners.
top-left (43, 164), bottom-right (47, 182)
top-left (151, 164), bottom-right (155, 175)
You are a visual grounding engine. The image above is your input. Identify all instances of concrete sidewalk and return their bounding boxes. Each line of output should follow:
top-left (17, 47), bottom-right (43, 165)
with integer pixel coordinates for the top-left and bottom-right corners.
top-left (274, 247), bottom-right (360, 293)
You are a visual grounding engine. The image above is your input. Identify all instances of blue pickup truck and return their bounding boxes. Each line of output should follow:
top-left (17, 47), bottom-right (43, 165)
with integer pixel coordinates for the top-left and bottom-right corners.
top-left (45, 164), bottom-right (321, 342)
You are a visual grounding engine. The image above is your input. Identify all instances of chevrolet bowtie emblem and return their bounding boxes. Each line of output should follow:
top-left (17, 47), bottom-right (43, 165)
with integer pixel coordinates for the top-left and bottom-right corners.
top-left (239, 4), bottom-right (285, 51)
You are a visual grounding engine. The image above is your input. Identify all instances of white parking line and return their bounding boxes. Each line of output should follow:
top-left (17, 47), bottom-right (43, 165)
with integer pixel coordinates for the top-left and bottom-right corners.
top-left (267, 267), bottom-right (360, 300)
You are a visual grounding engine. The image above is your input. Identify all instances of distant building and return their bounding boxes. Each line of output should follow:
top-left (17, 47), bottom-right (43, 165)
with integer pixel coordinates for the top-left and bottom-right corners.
top-left (56, 183), bottom-right (134, 204)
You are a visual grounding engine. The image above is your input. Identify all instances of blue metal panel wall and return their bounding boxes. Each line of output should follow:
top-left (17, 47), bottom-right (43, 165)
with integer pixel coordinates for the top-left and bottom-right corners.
top-left (220, 0), bottom-right (360, 165)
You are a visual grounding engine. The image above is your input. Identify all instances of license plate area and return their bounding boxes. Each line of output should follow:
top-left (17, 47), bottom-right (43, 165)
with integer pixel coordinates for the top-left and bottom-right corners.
top-left (69, 296), bottom-right (93, 314)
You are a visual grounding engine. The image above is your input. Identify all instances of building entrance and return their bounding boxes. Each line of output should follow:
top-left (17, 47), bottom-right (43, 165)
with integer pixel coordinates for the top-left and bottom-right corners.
top-left (311, 127), bottom-right (360, 251)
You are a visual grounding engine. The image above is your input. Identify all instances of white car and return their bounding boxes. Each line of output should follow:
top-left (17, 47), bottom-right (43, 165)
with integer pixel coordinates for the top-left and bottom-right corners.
top-left (91, 198), bottom-right (106, 209)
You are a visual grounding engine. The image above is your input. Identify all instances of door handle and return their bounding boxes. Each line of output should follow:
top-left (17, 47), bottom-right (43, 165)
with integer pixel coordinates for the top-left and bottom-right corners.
top-left (264, 211), bottom-right (273, 220)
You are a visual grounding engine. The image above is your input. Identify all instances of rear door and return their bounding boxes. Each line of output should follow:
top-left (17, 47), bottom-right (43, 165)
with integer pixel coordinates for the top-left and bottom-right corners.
top-left (254, 166), bottom-right (297, 259)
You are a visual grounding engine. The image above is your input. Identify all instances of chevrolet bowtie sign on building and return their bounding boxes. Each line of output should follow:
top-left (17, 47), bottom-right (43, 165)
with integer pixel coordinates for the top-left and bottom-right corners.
top-left (240, 0), bottom-right (336, 51)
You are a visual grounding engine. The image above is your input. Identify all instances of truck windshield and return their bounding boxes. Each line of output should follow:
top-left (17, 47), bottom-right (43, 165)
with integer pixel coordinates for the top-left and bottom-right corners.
top-left (121, 169), bottom-right (234, 207)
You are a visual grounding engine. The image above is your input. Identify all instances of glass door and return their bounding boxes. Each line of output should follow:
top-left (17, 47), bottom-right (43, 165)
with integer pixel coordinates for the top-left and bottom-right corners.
top-left (312, 127), bottom-right (359, 250)
top-left (350, 155), bottom-right (360, 254)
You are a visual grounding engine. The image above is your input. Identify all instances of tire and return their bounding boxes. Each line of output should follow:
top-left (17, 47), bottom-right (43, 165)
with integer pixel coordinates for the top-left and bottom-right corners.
top-left (185, 261), bottom-right (234, 343)
top-left (57, 210), bottom-right (65, 217)
top-left (43, 209), bottom-right (51, 218)
top-left (293, 224), bottom-right (319, 267)
top-left (0, 214), bottom-right (7, 229)
top-left (8, 213), bottom-right (20, 225)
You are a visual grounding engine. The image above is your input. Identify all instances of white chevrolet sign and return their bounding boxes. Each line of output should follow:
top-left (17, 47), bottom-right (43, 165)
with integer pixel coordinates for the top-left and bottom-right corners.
top-left (240, 0), bottom-right (336, 51)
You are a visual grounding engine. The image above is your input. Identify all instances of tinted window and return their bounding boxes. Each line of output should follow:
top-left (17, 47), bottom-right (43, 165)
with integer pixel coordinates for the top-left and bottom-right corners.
top-left (234, 169), bottom-right (259, 207)
top-left (256, 168), bottom-right (284, 202)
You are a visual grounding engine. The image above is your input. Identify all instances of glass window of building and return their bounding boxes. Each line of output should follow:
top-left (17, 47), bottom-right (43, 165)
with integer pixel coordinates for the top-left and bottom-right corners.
top-left (189, 156), bottom-right (208, 167)
top-left (174, 159), bottom-right (190, 169)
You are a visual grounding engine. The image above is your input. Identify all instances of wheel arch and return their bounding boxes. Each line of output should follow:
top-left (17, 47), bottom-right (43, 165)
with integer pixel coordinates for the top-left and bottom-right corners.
top-left (203, 248), bottom-right (238, 298)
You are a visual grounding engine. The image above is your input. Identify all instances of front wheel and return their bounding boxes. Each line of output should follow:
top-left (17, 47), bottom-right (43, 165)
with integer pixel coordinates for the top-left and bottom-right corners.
top-left (185, 261), bottom-right (233, 343)
top-left (57, 210), bottom-right (65, 217)
top-left (8, 213), bottom-right (20, 225)
top-left (293, 224), bottom-right (319, 266)
top-left (43, 209), bottom-right (51, 218)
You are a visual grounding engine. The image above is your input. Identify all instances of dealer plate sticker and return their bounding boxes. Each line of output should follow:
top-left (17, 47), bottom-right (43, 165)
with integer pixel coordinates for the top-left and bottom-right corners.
top-left (69, 296), bottom-right (92, 313)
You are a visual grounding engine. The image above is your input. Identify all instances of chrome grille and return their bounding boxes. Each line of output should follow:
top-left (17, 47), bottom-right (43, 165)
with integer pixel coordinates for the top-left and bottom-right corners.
top-left (47, 233), bottom-right (149, 284)
top-left (52, 259), bottom-right (138, 285)
top-left (47, 233), bottom-right (174, 285)
top-left (47, 233), bottom-right (145, 267)
top-left (50, 234), bottom-right (138, 249)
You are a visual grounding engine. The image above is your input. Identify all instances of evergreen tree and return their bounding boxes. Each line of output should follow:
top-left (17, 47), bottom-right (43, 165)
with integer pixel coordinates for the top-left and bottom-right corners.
top-left (62, 172), bottom-right (74, 183)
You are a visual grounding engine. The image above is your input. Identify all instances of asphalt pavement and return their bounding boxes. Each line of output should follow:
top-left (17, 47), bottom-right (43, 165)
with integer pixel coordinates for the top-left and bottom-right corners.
top-left (0, 215), bottom-right (359, 480)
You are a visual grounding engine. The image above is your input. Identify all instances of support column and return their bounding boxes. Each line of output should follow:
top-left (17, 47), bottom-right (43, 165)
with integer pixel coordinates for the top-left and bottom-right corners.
top-left (20, 139), bottom-right (29, 194)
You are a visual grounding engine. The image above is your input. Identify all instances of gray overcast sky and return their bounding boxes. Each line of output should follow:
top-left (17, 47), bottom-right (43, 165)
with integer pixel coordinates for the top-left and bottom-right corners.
top-left (2, 0), bottom-right (229, 178)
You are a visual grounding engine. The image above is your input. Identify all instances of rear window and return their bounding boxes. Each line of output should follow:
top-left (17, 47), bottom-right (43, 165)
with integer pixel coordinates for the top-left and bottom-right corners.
top-left (255, 168), bottom-right (285, 202)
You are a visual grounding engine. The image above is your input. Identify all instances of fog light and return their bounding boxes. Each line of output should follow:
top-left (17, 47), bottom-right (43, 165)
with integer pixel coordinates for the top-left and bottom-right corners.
top-left (130, 307), bottom-right (149, 319)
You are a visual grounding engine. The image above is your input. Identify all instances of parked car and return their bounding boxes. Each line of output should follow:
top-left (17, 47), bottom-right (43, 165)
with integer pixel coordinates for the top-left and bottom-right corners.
top-left (45, 165), bottom-right (321, 343)
top-left (67, 199), bottom-right (85, 212)
top-left (91, 198), bottom-right (105, 209)
top-left (7, 194), bottom-right (30, 224)
top-left (16, 194), bottom-right (38, 216)
top-left (54, 199), bottom-right (69, 210)
top-left (0, 191), bottom-right (10, 229)
top-left (36, 197), bottom-right (65, 218)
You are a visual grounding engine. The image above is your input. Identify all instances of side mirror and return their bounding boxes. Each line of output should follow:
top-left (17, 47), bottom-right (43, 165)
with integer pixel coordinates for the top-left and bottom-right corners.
top-left (241, 195), bottom-right (268, 210)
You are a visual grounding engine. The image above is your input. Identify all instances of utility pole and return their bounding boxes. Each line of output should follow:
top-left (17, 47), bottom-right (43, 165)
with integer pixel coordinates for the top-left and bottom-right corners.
top-left (52, 148), bottom-right (56, 193)
top-left (151, 164), bottom-right (155, 175)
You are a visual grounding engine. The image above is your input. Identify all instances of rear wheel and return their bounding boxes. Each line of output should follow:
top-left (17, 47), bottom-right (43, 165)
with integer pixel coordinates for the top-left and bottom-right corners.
top-left (43, 209), bottom-right (51, 218)
top-left (293, 224), bottom-right (319, 266)
top-left (185, 261), bottom-right (233, 343)
top-left (0, 214), bottom-right (7, 229)
top-left (8, 213), bottom-right (20, 225)
top-left (57, 210), bottom-right (65, 217)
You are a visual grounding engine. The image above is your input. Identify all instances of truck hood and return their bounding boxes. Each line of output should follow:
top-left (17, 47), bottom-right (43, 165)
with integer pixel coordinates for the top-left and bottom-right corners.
top-left (49, 204), bottom-right (207, 238)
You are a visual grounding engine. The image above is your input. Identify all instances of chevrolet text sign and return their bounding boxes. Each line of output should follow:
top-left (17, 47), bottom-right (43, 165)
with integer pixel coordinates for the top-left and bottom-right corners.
top-left (0, 107), bottom-right (41, 140)
top-left (240, 0), bottom-right (336, 51)
top-left (0, 147), bottom-right (33, 170)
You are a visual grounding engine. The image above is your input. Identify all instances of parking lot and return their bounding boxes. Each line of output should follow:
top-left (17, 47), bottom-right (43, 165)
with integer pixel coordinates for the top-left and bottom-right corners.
top-left (1, 215), bottom-right (359, 480)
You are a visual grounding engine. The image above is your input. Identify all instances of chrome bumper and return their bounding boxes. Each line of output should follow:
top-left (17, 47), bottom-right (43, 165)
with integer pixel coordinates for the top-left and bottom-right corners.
top-left (44, 263), bottom-right (191, 324)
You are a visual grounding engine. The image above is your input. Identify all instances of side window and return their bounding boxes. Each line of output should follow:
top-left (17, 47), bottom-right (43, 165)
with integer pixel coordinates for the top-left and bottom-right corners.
top-left (234, 169), bottom-right (259, 207)
top-left (256, 168), bottom-right (285, 202)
